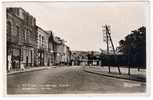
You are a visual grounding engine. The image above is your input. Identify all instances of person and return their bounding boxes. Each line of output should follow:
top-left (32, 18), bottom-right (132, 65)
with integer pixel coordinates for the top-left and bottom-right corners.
top-left (8, 55), bottom-right (12, 72)
top-left (20, 62), bottom-right (25, 71)
top-left (12, 59), bottom-right (15, 69)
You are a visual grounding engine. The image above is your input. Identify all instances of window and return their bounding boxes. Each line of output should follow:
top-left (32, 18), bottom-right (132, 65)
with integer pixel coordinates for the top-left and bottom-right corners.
top-left (7, 21), bottom-right (12, 41)
top-left (27, 29), bottom-right (29, 42)
top-left (7, 21), bottom-right (11, 36)
top-left (24, 29), bottom-right (29, 42)
top-left (39, 35), bottom-right (41, 47)
top-left (16, 9), bottom-right (19, 16)
top-left (16, 26), bottom-right (19, 40)
top-left (19, 9), bottom-right (24, 19)
top-left (32, 18), bottom-right (35, 26)
top-left (16, 26), bottom-right (19, 35)
top-left (39, 35), bottom-right (41, 43)
top-left (30, 16), bottom-right (32, 25)
top-left (25, 13), bottom-right (28, 24)
top-left (23, 30), bottom-right (26, 41)
top-left (29, 30), bottom-right (32, 42)
top-left (42, 36), bottom-right (44, 47)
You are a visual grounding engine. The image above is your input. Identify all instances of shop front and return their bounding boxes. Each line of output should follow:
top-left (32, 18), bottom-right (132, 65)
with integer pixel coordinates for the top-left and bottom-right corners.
top-left (21, 46), bottom-right (34, 68)
top-left (7, 44), bottom-right (21, 71)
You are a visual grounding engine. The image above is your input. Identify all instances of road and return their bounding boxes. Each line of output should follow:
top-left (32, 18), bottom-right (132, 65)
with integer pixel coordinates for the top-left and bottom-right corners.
top-left (7, 66), bottom-right (146, 94)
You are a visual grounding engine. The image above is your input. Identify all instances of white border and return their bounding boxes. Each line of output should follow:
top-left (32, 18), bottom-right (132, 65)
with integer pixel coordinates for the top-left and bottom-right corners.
top-left (0, 0), bottom-right (152, 99)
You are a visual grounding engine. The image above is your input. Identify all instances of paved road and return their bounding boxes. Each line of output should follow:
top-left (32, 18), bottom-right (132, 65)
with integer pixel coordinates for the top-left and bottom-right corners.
top-left (7, 66), bottom-right (146, 94)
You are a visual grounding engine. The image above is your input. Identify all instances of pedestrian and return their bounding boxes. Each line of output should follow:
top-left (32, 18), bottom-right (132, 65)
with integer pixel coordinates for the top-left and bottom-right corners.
top-left (8, 55), bottom-right (12, 72)
top-left (20, 62), bottom-right (25, 71)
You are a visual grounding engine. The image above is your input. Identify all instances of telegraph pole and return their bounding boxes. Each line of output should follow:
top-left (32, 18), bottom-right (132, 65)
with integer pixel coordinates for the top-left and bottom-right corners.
top-left (106, 27), bottom-right (110, 73)
top-left (102, 25), bottom-right (111, 73)
top-left (102, 25), bottom-right (121, 74)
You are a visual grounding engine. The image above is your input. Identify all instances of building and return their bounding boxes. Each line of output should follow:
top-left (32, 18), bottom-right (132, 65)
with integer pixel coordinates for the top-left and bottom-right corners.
top-left (71, 51), bottom-right (100, 66)
top-left (71, 51), bottom-right (89, 65)
top-left (7, 8), bottom-right (37, 71)
top-left (47, 31), bottom-right (55, 65)
top-left (53, 36), bottom-right (71, 65)
top-left (63, 45), bottom-right (71, 65)
top-left (53, 36), bottom-right (64, 65)
top-left (36, 26), bottom-right (50, 66)
top-left (6, 7), bottom-right (72, 71)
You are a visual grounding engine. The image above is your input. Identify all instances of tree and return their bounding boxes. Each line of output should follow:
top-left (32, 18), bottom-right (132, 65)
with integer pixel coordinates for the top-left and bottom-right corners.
top-left (118, 26), bottom-right (146, 74)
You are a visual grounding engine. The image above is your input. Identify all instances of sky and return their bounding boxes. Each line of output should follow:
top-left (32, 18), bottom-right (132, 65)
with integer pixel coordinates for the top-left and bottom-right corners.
top-left (3, 1), bottom-right (149, 51)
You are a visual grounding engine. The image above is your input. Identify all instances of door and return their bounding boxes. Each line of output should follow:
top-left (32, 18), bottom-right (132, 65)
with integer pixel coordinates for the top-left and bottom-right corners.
top-left (26, 56), bottom-right (28, 66)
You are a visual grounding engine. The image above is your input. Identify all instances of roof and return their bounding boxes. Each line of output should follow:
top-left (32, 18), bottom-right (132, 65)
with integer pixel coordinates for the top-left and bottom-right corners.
top-left (37, 25), bottom-right (49, 35)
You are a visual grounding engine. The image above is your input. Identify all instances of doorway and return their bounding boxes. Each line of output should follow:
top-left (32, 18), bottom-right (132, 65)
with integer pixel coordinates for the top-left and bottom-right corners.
top-left (26, 56), bottom-right (28, 67)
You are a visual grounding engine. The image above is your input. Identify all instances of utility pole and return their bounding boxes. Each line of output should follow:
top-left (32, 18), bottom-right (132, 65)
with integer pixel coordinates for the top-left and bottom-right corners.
top-left (106, 27), bottom-right (111, 73)
top-left (102, 25), bottom-right (121, 74)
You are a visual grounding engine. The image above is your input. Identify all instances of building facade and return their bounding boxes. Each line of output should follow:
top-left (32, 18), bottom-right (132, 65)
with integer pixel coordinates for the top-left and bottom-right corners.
top-left (6, 7), bottom-right (72, 71)
top-left (36, 26), bottom-right (49, 66)
top-left (53, 36), bottom-right (71, 65)
top-left (54, 36), bottom-right (64, 65)
top-left (63, 45), bottom-right (71, 65)
top-left (7, 8), bottom-right (37, 71)
top-left (47, 31), bottom-right (55, 65)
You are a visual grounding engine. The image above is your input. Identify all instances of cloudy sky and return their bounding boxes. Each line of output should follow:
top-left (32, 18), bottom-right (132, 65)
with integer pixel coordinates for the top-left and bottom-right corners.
top-left (3, 1), bottom-right (149, 51)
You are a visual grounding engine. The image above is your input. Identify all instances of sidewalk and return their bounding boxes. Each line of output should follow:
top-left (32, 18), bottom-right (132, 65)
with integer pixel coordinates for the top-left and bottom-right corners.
top-left (7, 66), bottom-right (54, 75)
top-left (83, 66), bottom-right (146, 82)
